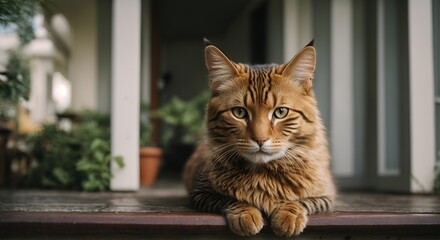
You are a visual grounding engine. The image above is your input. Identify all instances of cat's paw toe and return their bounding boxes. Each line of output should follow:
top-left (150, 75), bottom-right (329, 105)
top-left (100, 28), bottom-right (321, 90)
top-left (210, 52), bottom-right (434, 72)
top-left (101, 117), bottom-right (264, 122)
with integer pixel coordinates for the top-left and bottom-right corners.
top-left (270, 203), bottom-right (308, 237)
top-left (225, 203), bottom-right (264, 236)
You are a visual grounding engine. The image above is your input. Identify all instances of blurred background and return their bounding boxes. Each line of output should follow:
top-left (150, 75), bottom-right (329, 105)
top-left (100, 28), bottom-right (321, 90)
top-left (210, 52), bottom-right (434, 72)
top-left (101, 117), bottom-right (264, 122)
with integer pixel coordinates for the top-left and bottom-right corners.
top-left (0, 0), bottom-right (438, 193)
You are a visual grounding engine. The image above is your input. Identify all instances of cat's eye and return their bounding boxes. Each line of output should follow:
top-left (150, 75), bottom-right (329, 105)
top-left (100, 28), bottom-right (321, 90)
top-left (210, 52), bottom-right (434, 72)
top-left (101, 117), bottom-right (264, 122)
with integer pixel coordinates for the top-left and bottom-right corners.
top-left (273, 107), bottom-right (289, 119)
top-left (231, 107), bottom-right (247, 119)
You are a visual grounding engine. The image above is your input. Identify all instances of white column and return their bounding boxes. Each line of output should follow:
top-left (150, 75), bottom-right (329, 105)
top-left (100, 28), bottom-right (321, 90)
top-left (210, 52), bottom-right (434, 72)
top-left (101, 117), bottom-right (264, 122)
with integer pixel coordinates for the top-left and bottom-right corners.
top-left (111, 0), bottom-right (141, 191)
top-left (408, 0), bottom-right (435, 193)
top-left (24, 14), bottom-right (64, 123)
top-left (330, 0), bottom-right (355, 177)
top-left (27, 59), bottom-right (51, 123)
top-left (283, 0), bottom-right (313, 62)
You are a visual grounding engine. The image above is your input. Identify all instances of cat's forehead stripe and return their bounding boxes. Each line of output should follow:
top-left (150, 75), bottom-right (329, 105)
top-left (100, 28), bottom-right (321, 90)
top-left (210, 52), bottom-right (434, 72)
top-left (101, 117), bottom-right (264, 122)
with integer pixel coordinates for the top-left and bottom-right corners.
top-left (246, 65), bottom-right (274, 105)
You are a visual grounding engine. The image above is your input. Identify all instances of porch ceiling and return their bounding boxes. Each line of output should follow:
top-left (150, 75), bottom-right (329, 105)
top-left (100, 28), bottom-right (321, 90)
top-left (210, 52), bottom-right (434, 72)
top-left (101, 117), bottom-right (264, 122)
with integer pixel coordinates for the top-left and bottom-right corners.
top-left (158, 0), bottom-right (253, 39)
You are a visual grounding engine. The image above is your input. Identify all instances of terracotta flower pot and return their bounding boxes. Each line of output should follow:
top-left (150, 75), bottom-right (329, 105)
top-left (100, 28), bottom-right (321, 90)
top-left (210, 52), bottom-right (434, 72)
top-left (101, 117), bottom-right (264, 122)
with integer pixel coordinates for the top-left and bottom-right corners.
top-left (139, 146), bottom-right (162, 186)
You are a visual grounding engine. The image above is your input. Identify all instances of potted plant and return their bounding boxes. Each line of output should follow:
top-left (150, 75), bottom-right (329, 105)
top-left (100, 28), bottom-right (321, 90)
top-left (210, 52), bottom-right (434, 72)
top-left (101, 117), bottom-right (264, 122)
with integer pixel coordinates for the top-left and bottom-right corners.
top-left (156, 91), bottom-right (209, 173)
top-left (139, 103), bottom-right (162, 186)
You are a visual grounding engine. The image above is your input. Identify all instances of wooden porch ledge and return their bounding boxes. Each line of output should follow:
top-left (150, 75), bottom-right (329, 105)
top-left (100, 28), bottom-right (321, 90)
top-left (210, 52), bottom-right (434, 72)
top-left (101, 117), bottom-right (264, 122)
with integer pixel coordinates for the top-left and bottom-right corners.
top-left (1, 181), bottom-right (440, 238)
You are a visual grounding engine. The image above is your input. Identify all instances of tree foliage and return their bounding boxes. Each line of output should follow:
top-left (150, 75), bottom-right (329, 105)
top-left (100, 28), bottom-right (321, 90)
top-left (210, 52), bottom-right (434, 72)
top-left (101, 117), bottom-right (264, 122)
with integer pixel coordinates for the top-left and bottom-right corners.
top-left (0, 0), bottom-right (43, 44)
top-left (0, 50), bottom-right (30, 102)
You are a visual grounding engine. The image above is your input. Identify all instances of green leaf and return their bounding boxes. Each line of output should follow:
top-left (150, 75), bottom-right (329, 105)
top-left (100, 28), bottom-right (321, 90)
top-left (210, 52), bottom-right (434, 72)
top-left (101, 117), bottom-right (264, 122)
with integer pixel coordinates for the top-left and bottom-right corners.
top-left (114, 156), bottom-right (124, 168)
top-left (53, 167), bottom-right (71, 185)
top-left (94, 151), bottom-right (105, 162)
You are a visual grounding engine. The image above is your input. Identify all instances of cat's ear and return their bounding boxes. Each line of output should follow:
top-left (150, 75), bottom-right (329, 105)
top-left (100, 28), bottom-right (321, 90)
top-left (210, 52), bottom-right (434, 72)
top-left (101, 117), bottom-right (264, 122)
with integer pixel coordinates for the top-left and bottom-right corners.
top-left (204, 41), bottom-right (239, 90)
top-left (279, 44), bottom-right (316, 95)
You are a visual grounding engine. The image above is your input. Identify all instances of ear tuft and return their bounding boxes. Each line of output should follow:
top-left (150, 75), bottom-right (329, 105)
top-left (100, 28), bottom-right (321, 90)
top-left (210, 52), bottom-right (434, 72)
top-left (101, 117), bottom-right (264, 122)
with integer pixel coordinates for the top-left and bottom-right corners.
top-left (203, 38), bottom-right (213, 47)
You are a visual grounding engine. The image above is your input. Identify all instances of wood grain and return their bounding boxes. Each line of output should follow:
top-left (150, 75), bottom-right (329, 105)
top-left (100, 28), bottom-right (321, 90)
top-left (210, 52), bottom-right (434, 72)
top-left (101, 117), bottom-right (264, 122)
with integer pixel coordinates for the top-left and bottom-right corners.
top-left (1, 182), bottom-right (439, 238)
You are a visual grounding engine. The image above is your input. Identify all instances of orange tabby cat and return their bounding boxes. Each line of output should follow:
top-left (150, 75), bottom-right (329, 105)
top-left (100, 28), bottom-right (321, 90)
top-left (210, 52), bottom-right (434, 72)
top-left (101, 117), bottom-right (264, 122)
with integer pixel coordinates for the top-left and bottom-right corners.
top-left (183, 39), bottom-right (335, 237)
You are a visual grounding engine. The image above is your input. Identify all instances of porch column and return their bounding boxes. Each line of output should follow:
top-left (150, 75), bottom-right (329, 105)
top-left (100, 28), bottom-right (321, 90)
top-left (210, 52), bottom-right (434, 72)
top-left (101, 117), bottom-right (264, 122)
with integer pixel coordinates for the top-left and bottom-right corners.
top-left (283, 0), bottom-right (313, 62)
top-left (111, 0), bottom-right (141, 191)
top-left (330, 0), bottom-right (355, 177)
top-left (408, 0), bottom-right (435, 192)
top-left (25, 14), bottom-right (64, 123)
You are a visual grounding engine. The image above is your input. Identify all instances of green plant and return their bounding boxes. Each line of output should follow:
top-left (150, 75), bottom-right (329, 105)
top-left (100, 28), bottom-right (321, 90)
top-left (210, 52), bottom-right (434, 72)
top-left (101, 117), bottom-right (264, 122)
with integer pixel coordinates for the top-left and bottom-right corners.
top-left (77, 139), bottom-right (123, 191)
top-left (25, 123), bottom-right (81, 189)
top-left (0, 0), bottom-right (44, 44)
top-left (140, 103), bottom-right (154, 146)
top-left (156, 91), bottom-right (209, 145)
top-left (0, 50), bottom-right (30, 119)
top-left (0, 0), bottom-right (40, 120)
top-left (25, 110), bottom-right (124, 191)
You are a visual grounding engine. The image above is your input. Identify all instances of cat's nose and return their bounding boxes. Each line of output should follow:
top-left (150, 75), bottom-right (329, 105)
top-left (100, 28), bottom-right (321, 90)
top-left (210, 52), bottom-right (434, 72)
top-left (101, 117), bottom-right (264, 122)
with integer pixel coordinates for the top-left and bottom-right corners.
top-left (253, 138), bottom-right (269, 147)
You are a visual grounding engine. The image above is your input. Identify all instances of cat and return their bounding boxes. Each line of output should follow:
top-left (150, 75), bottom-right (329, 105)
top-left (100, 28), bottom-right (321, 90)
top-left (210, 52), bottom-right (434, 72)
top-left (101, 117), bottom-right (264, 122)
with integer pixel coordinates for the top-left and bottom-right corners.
top-left (183, 39), bottom-right (335, 237)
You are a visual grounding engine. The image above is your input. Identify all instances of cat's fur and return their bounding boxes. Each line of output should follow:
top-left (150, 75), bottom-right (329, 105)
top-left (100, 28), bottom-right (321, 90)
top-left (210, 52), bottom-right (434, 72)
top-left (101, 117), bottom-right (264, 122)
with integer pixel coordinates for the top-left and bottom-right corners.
top-left (183, 39), bottom-right (335, 237)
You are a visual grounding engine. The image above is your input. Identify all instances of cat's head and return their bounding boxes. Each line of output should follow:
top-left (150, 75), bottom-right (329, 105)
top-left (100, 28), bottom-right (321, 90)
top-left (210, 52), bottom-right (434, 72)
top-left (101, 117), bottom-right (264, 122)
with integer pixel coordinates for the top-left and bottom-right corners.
top-left (204, 40), bottom-right (319, 164)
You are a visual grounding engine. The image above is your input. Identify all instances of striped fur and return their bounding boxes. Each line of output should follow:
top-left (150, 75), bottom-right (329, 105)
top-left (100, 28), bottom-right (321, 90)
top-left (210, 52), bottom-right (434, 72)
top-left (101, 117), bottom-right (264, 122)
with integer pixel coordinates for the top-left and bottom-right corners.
top-left (183, 41), bottom-right (335, 237)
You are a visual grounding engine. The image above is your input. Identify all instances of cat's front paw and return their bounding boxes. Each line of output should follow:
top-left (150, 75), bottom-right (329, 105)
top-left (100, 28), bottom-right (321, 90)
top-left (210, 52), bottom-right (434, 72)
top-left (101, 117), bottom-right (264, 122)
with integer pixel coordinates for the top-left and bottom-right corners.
top-left (270, 202), bottom-right (308, 237)
top-left (224, 203), bottom-right (264, 236)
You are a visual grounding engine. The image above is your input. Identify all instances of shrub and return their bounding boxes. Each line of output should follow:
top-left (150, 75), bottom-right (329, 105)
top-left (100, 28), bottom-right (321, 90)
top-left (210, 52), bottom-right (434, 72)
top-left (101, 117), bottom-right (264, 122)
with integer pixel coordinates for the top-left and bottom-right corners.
top-left (25, 111), bottom-right (124, 191)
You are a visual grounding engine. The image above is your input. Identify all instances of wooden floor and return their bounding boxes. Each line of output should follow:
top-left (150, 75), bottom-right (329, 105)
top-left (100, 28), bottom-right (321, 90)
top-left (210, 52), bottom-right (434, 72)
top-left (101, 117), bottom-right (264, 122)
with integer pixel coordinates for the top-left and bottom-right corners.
top-left (1, 180), bottom-right (440, 239)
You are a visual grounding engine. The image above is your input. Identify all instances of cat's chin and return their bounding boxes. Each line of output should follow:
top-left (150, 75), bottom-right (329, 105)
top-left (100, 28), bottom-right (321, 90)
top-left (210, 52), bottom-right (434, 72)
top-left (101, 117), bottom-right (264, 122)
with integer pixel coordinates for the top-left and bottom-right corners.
top-left (242, 151), bottom-right (284, 164)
